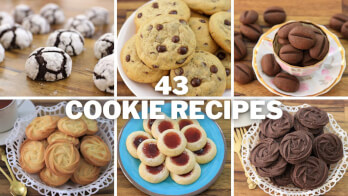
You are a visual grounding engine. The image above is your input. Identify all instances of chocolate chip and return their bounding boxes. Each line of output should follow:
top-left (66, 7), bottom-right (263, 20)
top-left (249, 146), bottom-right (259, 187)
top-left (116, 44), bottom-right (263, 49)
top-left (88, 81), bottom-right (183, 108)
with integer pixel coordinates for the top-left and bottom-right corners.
top-left (152, 2), bottom-right (159, 8)
top-left (201, 62), bottom-right (207, 67)
top-left (156, 45), bottom-right (167, 53)
top-left (175, 67), bottom-right (184, 75)
top-left (198, 26), bottom-right (201, 30)
top-left (172, 36), bottom-right (180, 43)
top-left (152, 65), bottom-right (159, 68)
top-left (147, 25), bottom-right (153, 31)
top-left (137, 13), bottom-right (142, 18)
top-left (225, 68), bottom-right (231, 76)
top-left (224, 19), bottom-right (231, 26)
top-left (217, 52), bottom-right (226, 60)
top-left (179, 19), bottom-right (187, 24)
top-left (177, 46), bottom-right (188, 55)
top-left (176, 57), bottom-right (187, 64)
top-left (210, 65), bottom-right (218, 73)
top-left (156, 24), bottom-right (163, 30)
top-left (126, 55), bottom-right (130, 62)
top-left (200, 19), bottom-right (206, 23)
top-left (169, 10), bottom-right (177, 14)
top-left (191, 78), bottom-right (201, 87)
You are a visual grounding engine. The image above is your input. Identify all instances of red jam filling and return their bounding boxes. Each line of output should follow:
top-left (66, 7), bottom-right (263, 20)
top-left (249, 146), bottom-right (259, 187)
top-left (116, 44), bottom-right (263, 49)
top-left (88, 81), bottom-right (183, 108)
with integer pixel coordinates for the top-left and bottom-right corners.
top-left (179, 119), bottom-right (193, 130)
top-left (179, 169), bottom-right (193, 177)
top-left (147, 119), bottom-right (155, 129)
top-left (184, 127), bottom-right (201, 143)
top-left (194, 142), bottom-right (211, 155)
top-left (133, 136), bottom-right (148, 148)
top-left (143, 142), bottom-right (160, 158)
top-left (164, 132), bottom-right (181, 149)
top-left (171, 151), bottom-right (189, 166)
top-left (146, 164), bottom-right (164, 175)
top-left (158, 120), bottom-right (173, 133)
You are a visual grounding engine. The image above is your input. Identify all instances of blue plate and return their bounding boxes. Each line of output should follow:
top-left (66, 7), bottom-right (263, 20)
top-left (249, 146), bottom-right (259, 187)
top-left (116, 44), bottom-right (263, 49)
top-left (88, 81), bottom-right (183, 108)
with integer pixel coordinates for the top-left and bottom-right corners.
top-left (118, 103), bottom-right (227, 196)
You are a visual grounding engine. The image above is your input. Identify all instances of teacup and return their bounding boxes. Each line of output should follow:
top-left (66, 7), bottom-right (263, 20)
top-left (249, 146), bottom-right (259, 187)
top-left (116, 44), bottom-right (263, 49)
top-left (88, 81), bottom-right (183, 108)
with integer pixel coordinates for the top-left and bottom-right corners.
top-left (0, 100), bottom-right (24, 133)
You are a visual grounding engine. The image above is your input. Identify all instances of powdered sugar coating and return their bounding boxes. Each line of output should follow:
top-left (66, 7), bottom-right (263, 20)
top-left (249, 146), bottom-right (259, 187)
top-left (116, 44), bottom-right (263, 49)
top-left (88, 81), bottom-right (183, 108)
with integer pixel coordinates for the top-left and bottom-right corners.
top-left (13, 4), bottom-right (33, 24)
top-left (0, 24), bottom-right (33, 50)
top-left (85, 7), bottom-right (109, 26)
top-left (93, 54), bottom-right (114, 94)
top-left (0, 12), bottom-right (14, 26)
top-left (65, 15), bottom-right (95, 38)
top-left (47, 29), bottom-right (85, 56)
top-left (22, 14), bottom-right (50, 34)
top-left (25, 47), bottom-right (72, 82)
top-left (94, 33), bottom-right (114, 59)
top-left (0, 44), bottom-right (4, 63)
top-left (40, 3), bottom-right (65, 25)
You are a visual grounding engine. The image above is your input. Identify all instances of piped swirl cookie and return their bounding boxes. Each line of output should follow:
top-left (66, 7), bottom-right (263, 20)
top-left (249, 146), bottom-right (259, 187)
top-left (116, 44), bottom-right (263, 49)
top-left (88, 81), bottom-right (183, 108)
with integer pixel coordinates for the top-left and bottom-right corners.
top-left (47, 131), bottom-right (79, 146)
top-left (193, 138), bottom-right (217, 164)
top-left (279, 131), bottom-right (312, 164)
top-left (181, 124), bottom-right (207, 151)
top-left (80, 136), bottom-right (111, 167)
top-left (139, 162), bottom-right (169, 183)
top-left (157, 129), bottom-right (187, 156)
top-left (126, 131), bottom-right (152, 158)
top-left (58, 117), bottom-right (87, 137)
top-left (80, 115), bottom-right (99, 135)
top-left (151, 118), bottom-right (179, 139)
top-left (165, 149), bottom-right (196, 175)
top-left (39, 167), bottom-right (71, 187)
top-left (260, 110), bottom-right (293, 139)
top-left (313, 133), bottom-right (343, 164)
top-left (25, 115), bottom-right (60, 140)
top-left (137, 139), bottom-right (165, 166)
top-left (71, 158), bottom-right (101, 185)
top-left (171, 162), bottom-right (201, 185)
top-left (20, 140), bottom-right (47, 173)
top-left (250, 138), bottom-right (280, 168)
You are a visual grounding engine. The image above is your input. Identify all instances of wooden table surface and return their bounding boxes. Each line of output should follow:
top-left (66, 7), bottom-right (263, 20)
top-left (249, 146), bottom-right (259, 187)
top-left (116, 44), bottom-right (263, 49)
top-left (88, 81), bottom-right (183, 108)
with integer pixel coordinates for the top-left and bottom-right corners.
top-left (0, 100), bottom-right (114, 196)
top-left (234, 0), bottom-right (348, 96)
top-left (234, 99), bottom-right (348, 196)
top-left (0, 0), bottom-right (114, 96)
top-left (117, 101), bottom-right (231, 195)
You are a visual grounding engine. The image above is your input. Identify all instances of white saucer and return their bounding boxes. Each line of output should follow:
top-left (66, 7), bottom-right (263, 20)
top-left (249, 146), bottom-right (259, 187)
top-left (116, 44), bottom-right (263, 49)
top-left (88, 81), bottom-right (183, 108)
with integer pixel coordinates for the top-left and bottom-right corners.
top-left (0, 100), bottom-right (36, 146)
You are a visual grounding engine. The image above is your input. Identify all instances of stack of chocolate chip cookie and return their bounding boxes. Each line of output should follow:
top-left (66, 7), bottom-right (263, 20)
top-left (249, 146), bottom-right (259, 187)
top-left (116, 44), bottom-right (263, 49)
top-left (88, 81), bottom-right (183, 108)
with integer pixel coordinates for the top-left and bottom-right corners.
top-left (249, 106), bottom-right (344, 190)
top-left (121, 0), bottom-right (231, 96)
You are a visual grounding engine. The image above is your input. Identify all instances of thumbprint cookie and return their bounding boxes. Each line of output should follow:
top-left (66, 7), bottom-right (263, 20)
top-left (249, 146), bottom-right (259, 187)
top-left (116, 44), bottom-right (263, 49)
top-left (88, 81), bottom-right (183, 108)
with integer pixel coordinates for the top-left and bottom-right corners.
top-left (143, 112), bottom-right (167, 135)
top-left (177, 117), bottom-right (200, 130)
top-left (126, 131), bottom-right (152, 158)
top-left (58, 117), bottom-right (88, 137)
top-left (157, 129), bottom-right (187, 157)
top-left (193, 138), bottom-right (217, 164)
top-left (80, 115), bottom-right (99, 135)
top-left (25, 115), bottom-right (60, 140)
top-left (137, 139), bottom-right (165, 166)
top-left (165, 149), bottom-right (196, 175)
top-left (181, 124), bottom-right (207, 151)
top-left (71, 158), bottom-right (101, 185)
top-left (20, 140), bottom-right (46, 173)
top-left (80, 136), bottom-right (111, 167)
top-left (47, 131), bottom-right (79, 146)
top-left (39, 167), bottom-right (71, 187)
top-left (151, 118), bottom-right (179, 139)
top-left (139, 162), bottom-right (169, 183)
top-left (171, 162), bottom-right (201, 185)
top-left (45, 141), bottom-right (80, 175)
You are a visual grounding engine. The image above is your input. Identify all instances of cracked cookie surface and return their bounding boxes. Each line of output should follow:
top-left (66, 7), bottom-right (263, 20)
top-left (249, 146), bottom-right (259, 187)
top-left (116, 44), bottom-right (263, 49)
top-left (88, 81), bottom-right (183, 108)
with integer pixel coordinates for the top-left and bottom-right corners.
top-left (94, 33), bottom-right (114, 59)
top-left (86, 7), bottom-right (109, 26)
top-left (209, 12), bottom-right (231, 53)
top-left (22, 14), bottom-right (50, 34)
top-left (65, 15), bottom-right (95, 38)
top-left (0, 24), bottom-right (33, 50)
top-left (47, 29), bottom-right (85, 56)
top-left (40, 3), bottom-right (65, 25)
top-left (93, 54), bottom-right (114, 94)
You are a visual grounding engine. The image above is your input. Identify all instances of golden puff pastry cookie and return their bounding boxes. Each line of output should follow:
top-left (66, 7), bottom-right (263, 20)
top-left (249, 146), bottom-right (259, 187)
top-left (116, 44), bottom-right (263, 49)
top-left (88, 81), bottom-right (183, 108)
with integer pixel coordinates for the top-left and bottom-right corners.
top-left (193, 138), bottom-right (217, 164)
top-left (165, 149), bottom-right (196, 175)
top-left (181, 124), bottom-right (207, 151)
top-left (58, 117), bottom-right (87, 137)
top-left (80, 115), bottom-right (98, 135)
top-left (126, 131), bottom-right (152, 159)
top-left (157, 129), bottom-right (187, 157)
top-left (80, 136), bottom-right (111, 167)
top-left (177, 117), bottom-right (200, 130)
top-left (25, 115), bottom-right (60, 140)
top-left (47, 131), bottom-right (79, 146)
top-left (20, 140), bottom-right (46, 173)
top-left (137, 139), bottom-right (165, 166)
top-left (45, 141), bottom-right (80, 175)
top-left (139, 162), bottom-right (169, 183)
top-left (171, 162), bottom-right (201, 185)
top-left (39, 167), bottom-right (71, 187)
top-left (71, 158), bottom-right (100, 185)
top-left (143, 112), bottom-right (167, 135)
top-left (151, 118), bottom-right (179, 140)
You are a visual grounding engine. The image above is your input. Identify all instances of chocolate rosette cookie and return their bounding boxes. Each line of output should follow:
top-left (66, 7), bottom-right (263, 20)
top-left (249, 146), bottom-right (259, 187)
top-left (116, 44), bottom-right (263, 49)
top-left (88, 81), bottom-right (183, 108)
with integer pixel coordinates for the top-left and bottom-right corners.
top-left (313, 133), bottom-right (343, 164)
top-left (295, 107), bottom-right (329, 130)
top-left (291, 156), bottom-right (328, 189)
top-left (250, 138), bottom-right (280, 168)
top-left (294, 117), bottom-right (324, 136)
top-left (260, 110), bottom-right (293, 139)
top-left (280, 131), bottom-right (312, 164)
top-left (270, 165), bottom-right (293, 186)
top-left (256, 156), bottom-right (287, 177)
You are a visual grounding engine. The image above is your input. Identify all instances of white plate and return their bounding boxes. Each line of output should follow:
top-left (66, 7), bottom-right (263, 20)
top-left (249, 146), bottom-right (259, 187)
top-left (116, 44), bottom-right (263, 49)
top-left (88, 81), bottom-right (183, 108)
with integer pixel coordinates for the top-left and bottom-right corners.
top-left (117, 0), bottom-right (231, 97)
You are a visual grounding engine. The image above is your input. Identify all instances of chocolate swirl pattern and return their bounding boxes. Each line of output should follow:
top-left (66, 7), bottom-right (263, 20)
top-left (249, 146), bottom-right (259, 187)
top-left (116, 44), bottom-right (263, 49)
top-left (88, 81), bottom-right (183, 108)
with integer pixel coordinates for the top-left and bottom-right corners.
top-left (260, 110), bottom-right (293, 139)
top-left (313, 133), bottom-right (344, 164)
top-left (280, 131), bottom-right (312, 164)
top-left (250, 138), bottom-right (280, 168)
top-left (270, 166), bottom-right (293, 186)
top-left (295, 107), bottom-right (329, 129)
top-left (256, 156), bottom-right (287, 177)
top-left (294, 117), bottom-right (324, 135)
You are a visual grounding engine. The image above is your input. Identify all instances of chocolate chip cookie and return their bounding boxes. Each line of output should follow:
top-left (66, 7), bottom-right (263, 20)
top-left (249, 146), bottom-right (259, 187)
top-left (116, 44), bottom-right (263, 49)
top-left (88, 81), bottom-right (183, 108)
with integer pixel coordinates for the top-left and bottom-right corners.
top-left (134, 0), bottom-right (190, 30)
top-left (215, 49), bottom-right (231, 89)
top-left (182, 0), bottom-right (231, 15)
top-left (209, 12), bottom-right (231, 53)
top-left (136, 16), bottom-right (196, 70)
top-left (121, 36), bottom-right (169, 83)
top-left (170, 50), bottom-right (226, 96)
top-left (189, 17), bottom-right (218, 53)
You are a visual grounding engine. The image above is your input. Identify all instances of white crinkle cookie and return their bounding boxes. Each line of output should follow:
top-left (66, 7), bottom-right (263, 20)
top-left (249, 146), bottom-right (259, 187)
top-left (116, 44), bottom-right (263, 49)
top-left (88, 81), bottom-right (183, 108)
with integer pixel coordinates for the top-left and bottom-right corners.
top-left (93, 54), bottom-right (114, 94)
top-left (0, 44), bottom-right (4, 63)
top-left (47, 29), bottom-right (85, 56)
top-left (22, 14), bottom-right (50, 34)
top-left (0, 12), bottom-right (14, 26)
top-left (0, 24), bottom-right (33, 50)
top-left (13, 4), bottom-right (33, 24)
top-left (65, 15), bottom-right (95, 38)
top-left (94, 33), bottom-right (114, 59)
top-left (85, 7), bottom-right (109, 26)
top-left (25, 47), bottom-right (72, 82)
top-left (40, 3), bottom-right (65, 25)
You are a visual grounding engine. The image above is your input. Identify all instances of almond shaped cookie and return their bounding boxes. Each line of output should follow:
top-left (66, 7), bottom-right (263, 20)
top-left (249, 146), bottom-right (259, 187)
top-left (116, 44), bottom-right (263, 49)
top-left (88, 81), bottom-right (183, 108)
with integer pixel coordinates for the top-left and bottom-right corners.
top-left (165, 149), bottom-right (196, 175)
top-left (188, 17), bottom-right (218, 53)
top-left (158, 129), bottom-right (187, 156)
top-left (209, 12), bottom-right (231, 53)
top-left (121, 36), bottom-right (169, 83)
top-left (193, 138), bottom-right (217, 164)
top-left (215, 49), bottom-right (231, 89)
top-left (137, 139), bottom-right (166, 166)
top-left (139, 162), bottom-right (169, 183)
top-left (170, 50), bottom-right (226, 96)
top-left (182, 0), bottom-right (231, 15)
top-left (136, 16), bottom-right (196, 70)
top-left (171, 162), bottom-right (201, 185)
top-left (151, 118), bottom-right (180, 139)
top-left (181, 124), bottom-right (207, 151)
top-left (126, 131), bottom-right (152, 158)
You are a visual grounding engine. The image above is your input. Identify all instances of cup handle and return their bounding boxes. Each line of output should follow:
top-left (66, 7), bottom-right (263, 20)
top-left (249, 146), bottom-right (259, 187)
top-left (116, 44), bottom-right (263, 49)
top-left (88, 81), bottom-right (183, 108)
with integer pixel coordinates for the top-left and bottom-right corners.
top-left (16, 100), bottom-right (25, 108)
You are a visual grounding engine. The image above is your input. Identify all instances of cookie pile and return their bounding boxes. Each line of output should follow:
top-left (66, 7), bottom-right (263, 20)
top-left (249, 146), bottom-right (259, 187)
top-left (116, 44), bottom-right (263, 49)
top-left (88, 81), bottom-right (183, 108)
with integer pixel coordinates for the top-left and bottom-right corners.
top-left (330, 13), bottom-right (348, 39)
top-left (120, 0), bottom-right (231, 96)
top-left (126, 114), bottom-right (217, 184)
top-left (250, 106), bottom-right (344, 189)
top-left (20, 115), bottom-right (111, 187)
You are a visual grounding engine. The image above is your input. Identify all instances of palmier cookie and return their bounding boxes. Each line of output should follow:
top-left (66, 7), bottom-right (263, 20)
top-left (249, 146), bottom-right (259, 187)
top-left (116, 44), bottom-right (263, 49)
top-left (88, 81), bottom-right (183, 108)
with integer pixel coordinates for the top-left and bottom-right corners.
top-left (158, 129), bottom-right (187, 157)
top-left (20, 140), bottom-right (46, 173)
top-left (143, 112), bottom-right (167, 135)
top-left (171, 162), bottom-right (201, 185)
top-left (47, 131), bottom-right (79, 146)
top-left (137, 139), bottom-right (165, 166)
top-left (139, 162), bottom-right (169, 183)
top-left (166, 149), bottom-right (196, 175)
top-left (126, 131), bottom-right (152, 158)
top-left (80, 115), bottom-right (98, 135)
top-left (39, 167), bottom-right (71, 187)
top-left (181, 124), bottom-right (207, 151)
top-left (177, 117), bottom-right (200, 130)
top-left (45, 141), bottom-right (80, 175)
top-left (58, 117), bottom-right (87, 137)
top-left (71, 158), bottom-right (100, 185)
top-left (151, 118), bottom-right (179, 140)
top-left (80, 136), bottom-right (111, 167)
top-left (25, 115), bottom-right (60, 140)
top-left (193, 138), bottom-right (217, 164)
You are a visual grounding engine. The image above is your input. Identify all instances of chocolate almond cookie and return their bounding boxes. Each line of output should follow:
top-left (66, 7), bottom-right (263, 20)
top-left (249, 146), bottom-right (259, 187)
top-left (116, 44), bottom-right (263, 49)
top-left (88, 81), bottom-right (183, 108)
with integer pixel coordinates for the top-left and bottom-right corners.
top-left (302, 51), bottom-right (318, 66)
top-left (277, 37), bottom-right (289, 45)
top-left (279, 44), bottom-right (303, 64)
top-left (330, 13), bottom-right (348, 31)
top-left (288, 26), bottom-right (316, 50)
top-left (273, 72), bottom-right (300, 92)
top-left (240, 23), bottom-right (263, 42)
top-left (234, 62), bottom-right (254, 84)
top-left (313, 133), bottom-right (343, 164)
top-left (240, 10), bottom-right (258, 25)
top-left (263, 6), bottom-right (286, 26)
top-left (280, 131), bottom-right (312, 164)
top-left (234, 38), bottom-right (247, 61)
top-left (309, 34), bottom-right (329, 60)
top-left (261, 54), bottom-right (281, 76)
top-left (341, 21), bottom-right (348, 39)
top-left (250, 138), bottom-right (280, 168)
top-left (235, 31), bottom-right (243, 40)
top-left (277, 22), bottom-right (302, 38)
